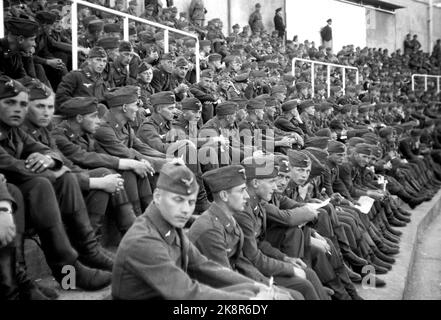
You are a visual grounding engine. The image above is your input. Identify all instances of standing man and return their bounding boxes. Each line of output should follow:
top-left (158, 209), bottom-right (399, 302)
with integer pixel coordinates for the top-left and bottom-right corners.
top-left (320, 19), bottom-right (333, 51)
top-left (274, 8), bottom-right (285, 39)
top-left (248, 3), bottom-right (264, 35)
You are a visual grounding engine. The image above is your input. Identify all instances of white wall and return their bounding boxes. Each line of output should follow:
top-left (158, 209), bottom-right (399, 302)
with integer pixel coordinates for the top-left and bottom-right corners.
top-left (285, 0), bottom-right (367, 51)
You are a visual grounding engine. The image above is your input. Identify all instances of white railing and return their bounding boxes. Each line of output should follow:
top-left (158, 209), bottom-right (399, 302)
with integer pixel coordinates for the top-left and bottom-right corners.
top-left (292, 58), bottom-right (359, 98)
top-left (411, 74), bottom-right (441, 93)
top-left (70, 0), bottom-right (200, 82)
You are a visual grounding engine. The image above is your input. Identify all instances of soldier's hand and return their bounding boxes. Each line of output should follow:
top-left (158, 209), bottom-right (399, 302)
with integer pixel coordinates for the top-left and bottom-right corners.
top-left (140, 159), bottom-right (155, 175)
top-left (100, 174), bottom-right (124, 193)
top-left (130, 160), bottom-right (150, 178)
top-left (25, 153), bottom-right (55, 173)
top-left (0, 202), bottom-right (16, 247)
top-left (52, 165), bottom-right (71, 180)
top-left (278, 136), bottom-right (292, 147)
top-left (296, 205), bottom-right (318, 221)
top-left (293, 266), bottom-right (306, 279)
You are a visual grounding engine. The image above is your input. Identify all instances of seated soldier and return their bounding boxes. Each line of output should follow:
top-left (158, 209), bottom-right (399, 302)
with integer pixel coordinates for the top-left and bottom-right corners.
top-left (55, 47), bottom-right (109, 109)
top-left (112, 160), bottom-right (288, 300)
top-left (20, 79), bottom-right (136, 237)
top-left (0, 75), bottom-right (111, 290)
top-left (52, 97), bottom-right (155, 217)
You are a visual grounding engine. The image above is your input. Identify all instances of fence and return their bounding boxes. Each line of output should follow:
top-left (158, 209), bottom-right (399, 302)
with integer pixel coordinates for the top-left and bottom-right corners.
top-left (411, 74), bottom-right (441, 93)
top-left (292, 58), bottom-right (359, 98)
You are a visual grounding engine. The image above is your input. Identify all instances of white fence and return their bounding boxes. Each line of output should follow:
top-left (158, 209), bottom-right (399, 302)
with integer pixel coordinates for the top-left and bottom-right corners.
top-left (70, 0), bottom-right (200, 82)
top-left (292, 58), bottom-right (359, 98)
top-left (411, 74), bottom-right (441, 93)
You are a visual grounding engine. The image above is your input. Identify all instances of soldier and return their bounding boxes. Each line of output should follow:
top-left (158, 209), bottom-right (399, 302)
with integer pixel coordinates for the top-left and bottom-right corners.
top-left (55, 46), bottom-right (109, 108)
top-left (0, 18), bottom-right (40, 80)
top-left (274, 100), bottom-right (305, 141)
top-left (112, 160), bottom-right (278, 299)
top-left (107, 41), bottom-right (137, 88)
top-left (150, 53), bottom-right (175, 93)
top-left (274, 8), bottom-right (285, 39)
top-left (167, 57), bottom-right (193, 102)
top-left (78, 19), bottom-right (104, 50)
top-left (188, 165), bottom-right (305, 299)
top-left (0, 75), bottom-right (112, 290)
top-left (190, 69), bottom-right (219, 123)
top-left (248, 3), bottom-right (264, 35)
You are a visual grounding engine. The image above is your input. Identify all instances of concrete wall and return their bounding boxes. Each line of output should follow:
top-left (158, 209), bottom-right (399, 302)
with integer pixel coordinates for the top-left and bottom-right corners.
top-left (366, 8), bottom-right (397, 51)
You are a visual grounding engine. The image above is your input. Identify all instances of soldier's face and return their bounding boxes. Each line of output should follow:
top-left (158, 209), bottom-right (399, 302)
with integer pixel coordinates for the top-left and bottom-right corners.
top-left (275, 172), bottom-right (290, 193)
top-left (89, 57), bottom-right (107, 74)
top-left (305, 106), bottom-right (315, 116)
top-left (175, 65), bottom-right (189, 79)
top-left (224, 183), bottom-right (249, 212)
top-left (183, 109), bottom-right (201, 122)
top-left (290, 165), bottom-right (311, 186)
top-left (158, 104), bottom-right (176, 121)
top-left (119, 51), bottom-right (133, 66)
top-left (328, 152), bottom-right (345, 166)
top-left (27, 95), bottom-right (55, 128)
top-left (123, 101), bottom-right (139, 122)
top-left (19, 36), bottom-right (37, 52)
top-left (265, 106), bottom-right (276, 118)
top-left (80, 111), bottom-right (100, 134)
top-left (139, 69), bottom-right (153, 83)
top-left (355, 153), bottom-right (370, 167)
top-left (161, 59), bottom-right (174, 74)
top-left (254, 109), bottom-right (264, 120)
top-left (154, 189), bottom-right (198, 228)
top-left (255, 177), bottom-right (277, 202)
top-left (0, 92), bottom-right (29, 127)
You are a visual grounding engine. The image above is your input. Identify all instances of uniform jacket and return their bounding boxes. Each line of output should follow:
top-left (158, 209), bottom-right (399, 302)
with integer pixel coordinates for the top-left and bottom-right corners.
top-left (111, 202), bottom-right (254, 300)
top-left (0, 39), bottom-right (27, 79)
top-left (137, 113), bottom-right (172, 154)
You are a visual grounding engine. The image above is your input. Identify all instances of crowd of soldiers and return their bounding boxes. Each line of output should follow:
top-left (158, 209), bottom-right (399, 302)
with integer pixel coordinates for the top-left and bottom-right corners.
top-left (1, 0), bottom-right (441, 300)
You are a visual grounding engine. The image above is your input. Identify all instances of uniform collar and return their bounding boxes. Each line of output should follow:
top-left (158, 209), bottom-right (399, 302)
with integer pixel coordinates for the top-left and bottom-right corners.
top-left (20, 118), bottom-right (43, 139)
top-left (145, 202), bottom-right (178, 246)
top-left (0, 121), bottom-right (12, 142)
top-left (58, 121), bottom-right (82, 140)
top-left (151, 112), bottom-right (170, 129)
top-left (208, 202), bottom-right (236, 233)
top-left (107, 112), bottom-right (127, 131)
top-left (247, 193), bottom-right (262, 215)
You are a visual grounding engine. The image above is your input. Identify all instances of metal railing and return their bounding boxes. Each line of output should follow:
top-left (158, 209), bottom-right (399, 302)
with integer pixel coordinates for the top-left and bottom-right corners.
top-left (411, 74), bottom-right (441, 93)
top-left (292, 58), bottom-right (359, 98)
top-left (70, 0), bottom-right (200, 82)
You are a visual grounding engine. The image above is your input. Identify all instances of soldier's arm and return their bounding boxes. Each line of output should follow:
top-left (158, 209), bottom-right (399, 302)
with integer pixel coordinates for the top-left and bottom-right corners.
top-left (235, 210), bottom-right (295, 278)
top-left (93, 125), bottom-right (140, 159)
top-left (52, 130), bottom-right (120, 170)
top-left (189, 87), bottom-right (216, 103)
top-left (150, 69), bottom-right (164, 93)
top-left (264, 202), bottom-right (313, 227)
top-left (322, 167), bottom-right (334, 196)
top-left (55, 71), bottom-right (78, 109)
top-left (124, 233), bottom-right (251, 300)
top-left (136, 122), bottom-right (170, 154)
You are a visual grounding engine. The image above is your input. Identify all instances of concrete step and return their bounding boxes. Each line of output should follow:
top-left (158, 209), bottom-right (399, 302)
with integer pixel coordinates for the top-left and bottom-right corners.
top-left (355, 189), bottom-right (441, 300)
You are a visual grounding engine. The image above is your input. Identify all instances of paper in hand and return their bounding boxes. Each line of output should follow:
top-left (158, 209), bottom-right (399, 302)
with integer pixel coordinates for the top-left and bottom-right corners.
top-left (305, 198), bottom-right (331, 210)
top-left (354, 196), bottom-right (375, 214)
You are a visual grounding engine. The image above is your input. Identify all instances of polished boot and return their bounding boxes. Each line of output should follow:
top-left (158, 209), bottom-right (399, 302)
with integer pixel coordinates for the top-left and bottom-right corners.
top-left (370, 256), bottom-right (392, 270)
top-left (398, 207), bottom-right (412, 217)
top-left (372, 246), bottom-right (396, 264)
top-left (64, 210), bottom-right (114, 271)
top-left (338, 266), bottom-right (362, 300)
top-left (324, 277), bottom-right (351, 300)
top-left (342, 248), bottom-right (368, 268)
top-left (388, 217), bottom-right (407, 227)
top-left (38, 225), bottom-right (112, 291)
top-left (344, 264), bottom-right (362, 283)
top-left (0, 245), bottom-right (20, 300)
top-left (383, 231), bottom-right (400, 244)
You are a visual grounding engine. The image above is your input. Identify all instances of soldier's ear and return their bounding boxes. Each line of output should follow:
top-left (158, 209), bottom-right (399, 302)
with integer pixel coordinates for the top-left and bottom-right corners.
top-left (122, 104), bottom-right (127, 113)
top-left (218, 190), bottom-right (229, 202)
top-left (76, 114), bottom-right (84, 123)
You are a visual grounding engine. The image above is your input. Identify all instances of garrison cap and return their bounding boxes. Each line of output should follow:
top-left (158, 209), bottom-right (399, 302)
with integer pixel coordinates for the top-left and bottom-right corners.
top-left (156, 161), bottom-right (198, 195)
top-left (58, 97), bottom-right (99, 118)
top-left (315, 128), bottom-right (332, 138)
top-left (5, 18), bottom-right (39, 37)
top-left (347, 137), bottom-right (365, 147)
top-left (88, 19), bottom-right (105, 33)
top-left (241, 155), bottom-right (279, 180)
top-left (232, 24), bottom-right (240, 29)
top-left (304, 136), bottom-right (329, 149)
top-left (138, 61), bottom-right (153, 74)
top-left (208, 53), bottom-right (222, 62)
top-left (281, 100), bottom-right (298, 112)
top-left (358, 103), bottom-right (371, 113)
top-left (88, 46), bottom-right (107, 59)
top-left (229, 97), bottom-right (248, 109)
top-left (305, 147), bottom-right (329, 165)
top-left (328, 140), bottom-right (346, 154)
top-left (295, 82), bottom-right (309, 90)
top-left (298, 100), bottom-right (315, 113)
top-left (35, 11), bottom-right (57, 25)
top-left (301, 149), bottom-right (326, 178)
top-left (362, 133), bottom-right (379, 145)
top-left (181, 97), bottom-right (202, 111)
top-left (96, 37), bottom-right (119, 50)
top-left (175, 56), bottom-right (189, 67)
top-left (246, 99), bottom-right (266, 110)
top-left (150, 91), bottom-right (176, 106)
top-left (271, 85), bottom-right (287, 94)
top-left (274, 154), bottom-right (290, 173)
top-left (202, 165), bottom-right (247, 193)
top-left (119, 41), bottom-right (133, 52)
top-left (105, 86), bottom-right (139, 108)
top-left (379, 127), bottom-right (394, 139)
top-left (354, 143), bottom-right (372, 155)
top-left (233, 72), bottom-right (249, 83)
top-left (104, 23), bottom-right (121, 33)
top-left (20, 77), bottom-right (52, 101)
top-left (287, 149), bottom-right (311, 168)
top-left (329, 119), bottom-right (344, 130)
top-left (0, 76), bottom-right (27, 100)
top-left (200, 69), bottom-right (214, 78)
top-left (199, 40), bottom-right (212, 47)
top-left (216, 102), bottom-right (237, 116)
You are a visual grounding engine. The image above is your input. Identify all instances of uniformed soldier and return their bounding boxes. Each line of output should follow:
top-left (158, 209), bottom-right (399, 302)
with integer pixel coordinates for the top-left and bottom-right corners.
top-left (0, 17), bottom-right (40, 80)
top-left (190, 69), bottom-right (219, 123)
top-left (107, 41), bottom-right (137, 88)
top-left (78, 19), bottom-right (104, 50)
top-left (274, 100), bottom-right (305, 142)
top-left (55, 46), bottom-right (109, 109)
top-left (111, 160), bottom-right (280, 300)
top-left (248, 3), bottom-right (264, 35)
top-left (150, 52), bottom-right (175, 93)
top-left (0, 75), bottom-right (112, 290)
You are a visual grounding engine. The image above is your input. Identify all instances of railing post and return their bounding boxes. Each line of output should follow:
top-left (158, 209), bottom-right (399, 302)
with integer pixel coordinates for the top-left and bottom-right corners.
top-left (424, 76), bottom-right (428, 91)
top-left (71, 0), bottom-right (78, 70)
top-left (437, 77), bottom-right (440, 94)
top-left (123, 16), bottom-right (129, 41)
top-left (311, 63), bottom-right (315, 98)
top-left (0, 0), bottom-right (4, 39)
top-left (355, 69), bottom-right (359, 85)
top-left (327, 65), bottom-right (331, 98)
top-left (195, 40), bottom-right (200, 84)
top-left (164, 29), bottom-right (169, 54)
top-left (411, 75), bottom-right (415, 91)
top-left (341, 67), bottom-right (346, 92)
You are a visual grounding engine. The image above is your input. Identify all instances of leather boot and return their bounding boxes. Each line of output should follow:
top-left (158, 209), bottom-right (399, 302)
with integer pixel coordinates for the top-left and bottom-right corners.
top-left (112, 191), bottom-right (136, 235)
top-left (389, 217), bottom-right (407, 227)
top-left (63, 210), bottom-right (114, 271)
top-left (342, 249), bottom-right (368, 268)
top-left (337, 265), bottom-right (362, 300)
top-left (383, 231), bottom-right (400, 244)
top-left (38, 225), bottom-right (111, 291)
top-left (344, 263), bottom-right (362, 283)
top-left (324, 277), bottom-right (351, 300)
top-left (0, 244), bottom-right (20, 300)
top-left (358, 267), bottom-right (386, 288)
top-left (372, 246), bottom-right (396, 264)
top-left (397, 207), bottom-right (412, 217)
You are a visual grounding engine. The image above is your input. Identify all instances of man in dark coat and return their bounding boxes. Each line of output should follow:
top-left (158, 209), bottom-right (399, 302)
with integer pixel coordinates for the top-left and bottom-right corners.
top-left (274, 8), bottom-right (285, 39)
